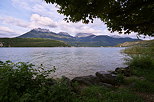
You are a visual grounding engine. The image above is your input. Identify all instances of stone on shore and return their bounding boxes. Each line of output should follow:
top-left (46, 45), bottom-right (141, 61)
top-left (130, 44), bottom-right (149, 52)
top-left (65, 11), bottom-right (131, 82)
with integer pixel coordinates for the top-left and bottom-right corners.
top-left (95, 71), bottom-right (117, 85)
top-left (71, 75), bottom-right (100, 86)
top-left (115, 67), bottom-right (131, 77)
top-left (70, 67), bottom-right (132, 92)
top-left (71, 75), bottom-right (101, 91)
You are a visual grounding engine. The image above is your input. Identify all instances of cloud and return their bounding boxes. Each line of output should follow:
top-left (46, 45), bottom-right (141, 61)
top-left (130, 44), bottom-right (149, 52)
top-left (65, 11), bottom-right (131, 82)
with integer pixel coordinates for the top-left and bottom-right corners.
top-left (11, 0), bottom-right (62, 20)
top-left (0, 26), bottom-right (20, 37)
top-left (11, 0), bottom-right (38, 10)
top-left (0, 16), bottom-right (29, 28)
top-left (30, 14), bottom-right (57, 28)
top-left (55, 21), bottom-right (103, 36)
top-left (0, 14), bottom-right (57, 29)
top-left (0, 26), bottom-right (15, 33)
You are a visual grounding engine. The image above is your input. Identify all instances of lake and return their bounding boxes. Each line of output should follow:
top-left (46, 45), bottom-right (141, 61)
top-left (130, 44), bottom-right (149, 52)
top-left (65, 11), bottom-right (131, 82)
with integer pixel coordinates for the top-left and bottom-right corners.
top-left (0, 47), bottom-right (127, 78)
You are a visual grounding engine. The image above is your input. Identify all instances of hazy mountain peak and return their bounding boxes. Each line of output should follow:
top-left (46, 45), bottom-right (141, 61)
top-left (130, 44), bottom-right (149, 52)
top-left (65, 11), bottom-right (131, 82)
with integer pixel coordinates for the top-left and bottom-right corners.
top-left (110, 35), bottom-right (123, 38)
top-left (58, 32), bottom-right (70, 36)
top-left (33, 28), bottom-right (50, 32)
top-left (110, 35), bottom-right (132, 39)
top-left (75, 33), bottom-right (95, 37)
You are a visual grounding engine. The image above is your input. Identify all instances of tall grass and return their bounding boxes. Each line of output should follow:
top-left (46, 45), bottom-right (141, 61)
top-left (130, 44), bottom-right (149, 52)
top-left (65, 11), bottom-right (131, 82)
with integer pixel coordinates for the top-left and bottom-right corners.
top-left (125, 55), bottom-right (154, 69)
top-left (123, 43), bottom-right (154, 93)
top-left (77, 86), bottom-right (144, 102)
top-left (123, 46), bottom-right (154, 55)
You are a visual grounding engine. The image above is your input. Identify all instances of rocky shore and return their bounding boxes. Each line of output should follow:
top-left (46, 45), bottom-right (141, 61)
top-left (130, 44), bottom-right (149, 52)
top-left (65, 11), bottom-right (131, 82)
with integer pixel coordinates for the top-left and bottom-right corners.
top-left (62, 67), bottom-right (131, 91)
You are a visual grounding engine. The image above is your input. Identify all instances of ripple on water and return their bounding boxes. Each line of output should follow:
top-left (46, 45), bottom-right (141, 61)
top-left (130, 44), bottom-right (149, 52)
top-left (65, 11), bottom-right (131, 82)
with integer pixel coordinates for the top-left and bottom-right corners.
top-left (0, 47), bottom-right (127, 78)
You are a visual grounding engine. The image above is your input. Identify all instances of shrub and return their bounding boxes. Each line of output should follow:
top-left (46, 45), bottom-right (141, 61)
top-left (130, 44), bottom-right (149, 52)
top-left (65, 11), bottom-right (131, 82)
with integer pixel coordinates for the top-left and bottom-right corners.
top-left (116, 74), bottom-right (125, 84)
top-left (126, 55), bottom-right (154, 69)
top-left (0, 61), bottom-right (74, 102)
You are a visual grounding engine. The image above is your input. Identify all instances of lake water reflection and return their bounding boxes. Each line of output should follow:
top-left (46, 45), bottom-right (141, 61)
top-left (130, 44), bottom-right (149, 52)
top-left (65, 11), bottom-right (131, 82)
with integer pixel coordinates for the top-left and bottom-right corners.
top-left (0, 47), bottom-right (127, 78)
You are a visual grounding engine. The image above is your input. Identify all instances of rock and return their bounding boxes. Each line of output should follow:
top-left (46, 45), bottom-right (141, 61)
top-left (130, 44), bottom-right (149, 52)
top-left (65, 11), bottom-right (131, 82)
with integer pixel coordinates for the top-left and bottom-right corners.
top-left (108, 70), bottom-right (117, 74)
top-left (95, 71), bottom-right (117, 85)
top-left (101, 83), bottom-right (114, 88)
top-left (115, 67), bottom-right (131, 77)
top-left (71, 75), bottom-right (101, 92)
top-left (115, 67), bottom-right (128, 72)
top-left (128, 82), bottom-right (136, 88)
top-left (71, 75), bottom-right (100, 86)
top-left (61, 76), bottom-right (71, 86)
top-left (139, 77), bottom-right (145, 80)
top-left (45, 78), bottom-right (56, 86)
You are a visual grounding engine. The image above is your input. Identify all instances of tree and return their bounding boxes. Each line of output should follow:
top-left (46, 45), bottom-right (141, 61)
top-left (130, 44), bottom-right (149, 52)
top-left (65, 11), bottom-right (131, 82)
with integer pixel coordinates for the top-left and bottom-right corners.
top-left (44, 0), bottom-right (154, 36)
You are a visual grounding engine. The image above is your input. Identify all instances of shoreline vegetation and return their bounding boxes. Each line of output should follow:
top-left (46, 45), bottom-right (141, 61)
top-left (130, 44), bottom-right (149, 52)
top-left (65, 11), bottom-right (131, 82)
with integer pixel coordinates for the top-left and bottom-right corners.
top-left (0, 38), bottom-right (69, 47)
top-left (0, 40), bottom-right (154, 102)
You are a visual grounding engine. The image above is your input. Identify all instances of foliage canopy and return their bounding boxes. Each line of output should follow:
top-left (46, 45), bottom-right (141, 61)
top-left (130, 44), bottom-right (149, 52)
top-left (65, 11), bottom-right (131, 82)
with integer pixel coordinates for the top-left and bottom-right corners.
top-left (45, 0), bottom-right (154, 36)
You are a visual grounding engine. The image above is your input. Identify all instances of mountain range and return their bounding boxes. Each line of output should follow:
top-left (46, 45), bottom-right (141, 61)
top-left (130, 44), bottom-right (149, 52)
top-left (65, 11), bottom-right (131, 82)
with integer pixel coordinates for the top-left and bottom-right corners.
top-left (18, 28), bottom-right (140, 47)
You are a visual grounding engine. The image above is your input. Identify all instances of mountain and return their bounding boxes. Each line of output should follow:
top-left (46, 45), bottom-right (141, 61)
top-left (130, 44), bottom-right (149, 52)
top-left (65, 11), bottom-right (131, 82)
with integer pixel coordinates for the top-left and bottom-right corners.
top-left (57, 32), bottom-right (71, 37)
top-left (75, 33), bottom-right (94, 37)
top-left (18, 28), bottom-right (75, 42)
top-left (110, 35), bottom-right (124, 38)
top-left (18, 28), bottom-right (141, 47)
top-left (33, 28), bottom-right (50, 32)
top-left (74, 35), bottom-right (140, 46)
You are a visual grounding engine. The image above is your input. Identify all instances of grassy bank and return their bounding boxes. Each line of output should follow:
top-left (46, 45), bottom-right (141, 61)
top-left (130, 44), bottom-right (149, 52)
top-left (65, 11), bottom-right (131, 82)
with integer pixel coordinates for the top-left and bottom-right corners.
top-left (123, 46), bottom-right (154, 55)
top-left (0, 38), bottom-right (69, 47)
top-left (117, 40), bottom-right (154, 47)
top-left (121, 41), bottom-right (154, 101)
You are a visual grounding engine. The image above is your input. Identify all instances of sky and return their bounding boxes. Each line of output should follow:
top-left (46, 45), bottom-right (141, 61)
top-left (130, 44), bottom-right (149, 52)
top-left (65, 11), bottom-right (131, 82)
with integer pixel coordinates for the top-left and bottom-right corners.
top-left (0, 0), bottom-right (153, 39)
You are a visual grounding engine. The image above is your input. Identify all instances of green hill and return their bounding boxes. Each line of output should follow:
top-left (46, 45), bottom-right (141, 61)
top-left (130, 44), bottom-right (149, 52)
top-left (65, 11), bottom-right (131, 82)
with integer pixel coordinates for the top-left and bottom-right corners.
top-left (0, 38), bottom-right (69, 47)
top-left (116, 40), bottom-right (154, 47)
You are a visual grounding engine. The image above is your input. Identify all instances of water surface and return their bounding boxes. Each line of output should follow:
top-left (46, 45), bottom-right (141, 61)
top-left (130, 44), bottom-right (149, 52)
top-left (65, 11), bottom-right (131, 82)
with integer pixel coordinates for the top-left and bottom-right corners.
top-left (0, 47), bottom-right (127, 78)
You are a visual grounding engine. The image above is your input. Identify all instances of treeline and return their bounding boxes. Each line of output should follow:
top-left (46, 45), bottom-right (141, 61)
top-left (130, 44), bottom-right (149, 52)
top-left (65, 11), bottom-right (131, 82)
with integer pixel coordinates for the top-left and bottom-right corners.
top-left (0, 38), bottom-right (70, 47)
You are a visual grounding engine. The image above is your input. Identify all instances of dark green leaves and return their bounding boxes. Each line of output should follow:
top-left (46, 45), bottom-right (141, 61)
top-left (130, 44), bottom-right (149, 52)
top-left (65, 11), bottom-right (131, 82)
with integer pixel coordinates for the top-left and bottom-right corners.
top-left (44, 0), bottom-right (154, 36)
top-left (0, 61), bottom-right (57, 102)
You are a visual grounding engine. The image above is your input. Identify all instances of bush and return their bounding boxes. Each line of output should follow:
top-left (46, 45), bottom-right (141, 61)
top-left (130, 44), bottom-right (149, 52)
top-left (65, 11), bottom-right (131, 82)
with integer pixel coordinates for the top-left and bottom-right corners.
top-left (0, 61), bottom-right (73, 102)
top-left (116, 74), bottom-right (125, 84)
top-left (126, 55), bottom-right (154, 69)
